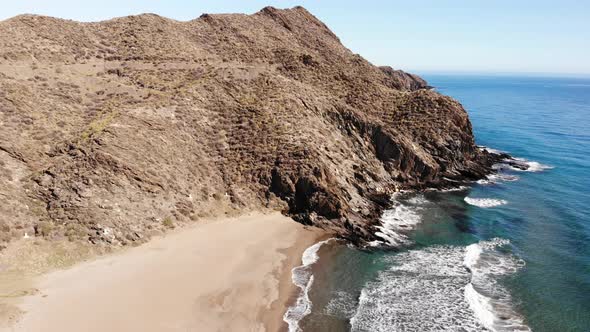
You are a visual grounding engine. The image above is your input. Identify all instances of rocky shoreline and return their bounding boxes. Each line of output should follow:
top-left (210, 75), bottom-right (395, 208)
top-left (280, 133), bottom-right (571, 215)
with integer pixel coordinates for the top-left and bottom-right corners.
top-left (0, 6), bottom-right (523, 248)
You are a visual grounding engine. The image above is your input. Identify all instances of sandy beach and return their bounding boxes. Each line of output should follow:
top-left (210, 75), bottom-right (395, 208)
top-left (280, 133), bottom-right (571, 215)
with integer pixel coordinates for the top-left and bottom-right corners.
top-left (1, 212), bottom-right (324, 332)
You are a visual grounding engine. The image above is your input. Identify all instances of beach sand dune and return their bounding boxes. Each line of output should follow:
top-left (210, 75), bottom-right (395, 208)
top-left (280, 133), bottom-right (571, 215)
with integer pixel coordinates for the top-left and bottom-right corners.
top-left (3, 213), bottom-right (322, 332)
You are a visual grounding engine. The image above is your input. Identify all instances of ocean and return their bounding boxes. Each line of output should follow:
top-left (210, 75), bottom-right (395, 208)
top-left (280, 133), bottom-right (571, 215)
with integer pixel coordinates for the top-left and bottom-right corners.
top-left (284, 75), bottom-right (590, 331)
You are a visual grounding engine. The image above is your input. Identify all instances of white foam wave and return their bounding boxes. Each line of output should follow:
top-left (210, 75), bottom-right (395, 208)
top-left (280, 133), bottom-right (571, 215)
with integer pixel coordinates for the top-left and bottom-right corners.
top-left (500, 157), bottom-right (554, 173)
top-left (492, 173), bottom-right (520, 182)
top-left (374, 198), bottom-right (424, 246)
top-left (464, 197), bottom-right (508, 208)
top-left (405, 195), bottom-right (431, 206)
top-left (427, 185), bottom-right (470, 192)
top-left (465, 283), bottom-right (496, 330)
top-left (350, 245), bottom-right (483, 331)
top-left (350, 239), bottom-right (530, 332)
top-left (325, 291), bottom-right (358, 319)
top-left (283, 239), bottom-right (332, 332)
top-left (478, 146), bottom-right (505, 155)
top-left (463, 239), bottom-right (530, 332)
top-left (477, 173), bottom-right (520, 185)
top-left (464, 242), bottom-right (483, 268)
top-left (517, 159), bottom-right (554, 172)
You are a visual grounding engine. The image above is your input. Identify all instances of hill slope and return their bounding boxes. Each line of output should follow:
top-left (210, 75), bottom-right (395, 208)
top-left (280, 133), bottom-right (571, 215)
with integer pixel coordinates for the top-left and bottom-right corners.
top-left (0, 6), bottom-right (499, 245)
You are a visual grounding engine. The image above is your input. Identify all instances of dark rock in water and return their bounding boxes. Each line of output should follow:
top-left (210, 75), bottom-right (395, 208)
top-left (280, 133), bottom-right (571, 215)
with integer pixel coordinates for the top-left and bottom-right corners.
top-left (0, 6), bottom-right (503, 246)
top-left (503, 160), bottom-right (529, 170)
top-left (477, 146), bottom-right (530, 171)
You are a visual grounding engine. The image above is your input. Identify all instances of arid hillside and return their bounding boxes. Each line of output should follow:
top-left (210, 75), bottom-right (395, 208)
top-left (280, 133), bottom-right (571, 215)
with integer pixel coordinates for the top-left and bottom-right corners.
top-left (0, 6), bottom-right (499, 246)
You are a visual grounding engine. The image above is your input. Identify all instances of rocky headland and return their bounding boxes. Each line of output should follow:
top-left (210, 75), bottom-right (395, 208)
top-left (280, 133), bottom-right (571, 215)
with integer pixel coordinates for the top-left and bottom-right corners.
top-left (0, 6), bottom-right (510, 248)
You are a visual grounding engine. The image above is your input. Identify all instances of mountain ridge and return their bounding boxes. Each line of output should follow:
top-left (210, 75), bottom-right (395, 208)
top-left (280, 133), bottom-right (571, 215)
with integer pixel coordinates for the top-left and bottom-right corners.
top-left (0, 6), bottom-right (502, 246)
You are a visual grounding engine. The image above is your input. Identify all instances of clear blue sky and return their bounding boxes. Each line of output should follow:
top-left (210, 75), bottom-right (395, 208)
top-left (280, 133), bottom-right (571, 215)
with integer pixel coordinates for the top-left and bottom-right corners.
top-left (2, 0), bottom-right (589, 75)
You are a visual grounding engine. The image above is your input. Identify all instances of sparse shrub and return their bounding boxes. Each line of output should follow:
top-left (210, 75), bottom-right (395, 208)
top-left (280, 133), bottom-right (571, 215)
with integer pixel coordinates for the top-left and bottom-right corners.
top-left (162, 217), bottom-right (174, 228)
top-left (0, 221), bottom-right (10, 233)
top-left (35, 221), bottom-right (53, 237)
top-left (65, 223), bottom-right (86, 241)
top-left (80, 111), bottom-right (118, 140)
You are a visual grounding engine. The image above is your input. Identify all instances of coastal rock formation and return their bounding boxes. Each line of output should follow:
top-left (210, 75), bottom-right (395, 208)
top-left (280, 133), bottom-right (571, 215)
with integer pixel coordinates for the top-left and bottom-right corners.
top-left (378, 66), bottom-right (431, 91)
top-left (0, 6), bottom-right (503, 245)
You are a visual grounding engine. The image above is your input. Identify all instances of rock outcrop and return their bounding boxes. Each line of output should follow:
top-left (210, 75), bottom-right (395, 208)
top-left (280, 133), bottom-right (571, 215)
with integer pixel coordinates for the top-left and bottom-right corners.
top-left (0, 6), bottom-right (501, 246)
top-left (379, 66), bottom-right (431, 91)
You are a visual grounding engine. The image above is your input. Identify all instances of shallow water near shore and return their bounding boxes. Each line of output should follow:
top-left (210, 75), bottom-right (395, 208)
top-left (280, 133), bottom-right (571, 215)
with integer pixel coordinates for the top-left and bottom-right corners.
top-left (291, 75), bottom-right (590, 331)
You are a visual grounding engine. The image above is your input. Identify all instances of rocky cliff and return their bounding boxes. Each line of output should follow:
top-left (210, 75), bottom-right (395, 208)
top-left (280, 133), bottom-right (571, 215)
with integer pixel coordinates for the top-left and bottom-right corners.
top-left (0, 6), bottom-right (502, 246)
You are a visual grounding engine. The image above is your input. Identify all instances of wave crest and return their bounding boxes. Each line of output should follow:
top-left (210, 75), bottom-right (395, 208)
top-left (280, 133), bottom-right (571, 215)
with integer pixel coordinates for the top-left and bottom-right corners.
top-left (283, 239), bottom-right (332, 332)
top-left (350, 239), bottom-right (530, 332)
top-left (373, 195), bottom-right (428, 247)
top-left (464, 197), bottom-right (508, 208)
top-left (463, 239), bottom-right (530, 332)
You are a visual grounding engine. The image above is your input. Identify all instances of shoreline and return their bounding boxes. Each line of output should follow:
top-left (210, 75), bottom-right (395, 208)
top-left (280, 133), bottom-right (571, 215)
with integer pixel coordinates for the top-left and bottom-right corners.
top-left (262, 232), bottom-right (332, 332)
top-left (0, 212), bottom-right (325, 332)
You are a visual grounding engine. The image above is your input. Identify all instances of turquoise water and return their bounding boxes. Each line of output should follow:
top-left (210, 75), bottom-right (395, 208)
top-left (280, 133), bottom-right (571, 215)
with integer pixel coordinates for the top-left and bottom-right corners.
top-left (295, 75), bottom-right (590, 331)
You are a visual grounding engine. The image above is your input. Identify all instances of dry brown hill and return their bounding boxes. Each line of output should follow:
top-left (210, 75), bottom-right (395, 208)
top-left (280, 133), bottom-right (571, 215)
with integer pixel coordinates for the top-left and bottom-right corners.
top-left (0, 6), bottom-right (500, 246)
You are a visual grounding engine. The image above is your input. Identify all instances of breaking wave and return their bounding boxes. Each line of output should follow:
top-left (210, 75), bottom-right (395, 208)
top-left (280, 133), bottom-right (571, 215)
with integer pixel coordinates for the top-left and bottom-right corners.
top-left (480, 145), bottom-right (553, 174)
top-left (373, 194), bottom-right (428, 247)
top-left (493, 158), bottom-right (554, 173)
top-left (465, 197), bottom-right (508, 208)
top-left (350, 239), bottom-right (530, 332)
top-left (283, 239), bottom-right (333, 332)
top-left (512, 158), bottom-right (554, 172)
top-left (463, 239), bottom-right (530, 332)
top-left (477, 173), bottom-right (520, 185)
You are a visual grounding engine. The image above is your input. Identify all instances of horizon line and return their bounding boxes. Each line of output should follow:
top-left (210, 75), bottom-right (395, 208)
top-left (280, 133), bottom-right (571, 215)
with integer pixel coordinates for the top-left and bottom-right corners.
top-left (404, 69), bottom-right (590, 79)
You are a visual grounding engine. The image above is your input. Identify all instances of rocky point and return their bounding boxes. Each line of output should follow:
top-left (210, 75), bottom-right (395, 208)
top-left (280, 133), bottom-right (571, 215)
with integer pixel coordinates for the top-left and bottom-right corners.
top-left (0, 6), bottom-right (510, 246)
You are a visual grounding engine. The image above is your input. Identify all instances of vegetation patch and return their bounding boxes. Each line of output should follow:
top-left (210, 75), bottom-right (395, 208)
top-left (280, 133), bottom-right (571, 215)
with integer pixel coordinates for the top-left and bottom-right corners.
top-left (162, 217), bottom-right (174, 229)
top-left (80, 110), bottom-right (119, 141)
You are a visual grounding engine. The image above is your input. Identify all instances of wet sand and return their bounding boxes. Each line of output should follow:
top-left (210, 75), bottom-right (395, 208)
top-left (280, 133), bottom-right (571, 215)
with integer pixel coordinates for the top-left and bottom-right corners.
top-left (2, 212), bottom-right (324, 332)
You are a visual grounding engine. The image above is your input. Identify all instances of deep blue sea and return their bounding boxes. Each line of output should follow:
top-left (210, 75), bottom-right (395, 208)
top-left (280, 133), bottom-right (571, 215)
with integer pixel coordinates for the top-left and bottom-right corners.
top-left (286, 75), bottom-right (590, 332)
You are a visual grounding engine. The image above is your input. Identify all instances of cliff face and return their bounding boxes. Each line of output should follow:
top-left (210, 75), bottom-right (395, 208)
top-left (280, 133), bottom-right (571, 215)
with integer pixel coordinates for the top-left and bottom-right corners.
top-left (0, 6), bottom-right (498, 245)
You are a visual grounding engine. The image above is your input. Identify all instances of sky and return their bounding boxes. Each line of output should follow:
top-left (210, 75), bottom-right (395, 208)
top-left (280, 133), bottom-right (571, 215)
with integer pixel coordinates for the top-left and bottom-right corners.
top-left (2, 0), bottom-right (589, 75)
